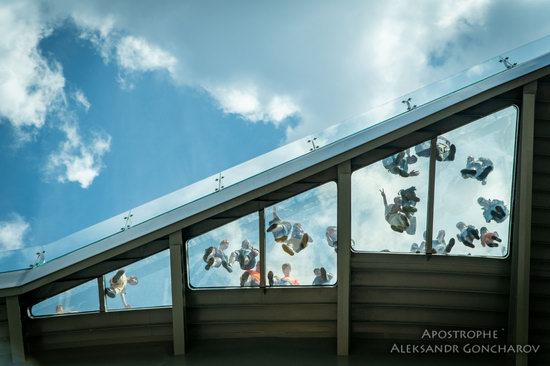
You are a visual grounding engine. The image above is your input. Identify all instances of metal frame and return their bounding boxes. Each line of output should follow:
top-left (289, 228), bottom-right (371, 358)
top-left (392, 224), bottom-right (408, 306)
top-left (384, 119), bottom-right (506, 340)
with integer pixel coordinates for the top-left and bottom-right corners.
top-left (337, 161), bottom-right (352, 355)
top-left (509, 81), bottom-right (537, 366)
top-left (6, 296), bottom-right (25, 363)
top-left (425, 137), bottom-right (438, 256)
top-left (169, 231), bottom-right (186, 355)
top-left (2, 55), bottom-right (550, 296)
top-left (259, 209), bottom-right (266, 289)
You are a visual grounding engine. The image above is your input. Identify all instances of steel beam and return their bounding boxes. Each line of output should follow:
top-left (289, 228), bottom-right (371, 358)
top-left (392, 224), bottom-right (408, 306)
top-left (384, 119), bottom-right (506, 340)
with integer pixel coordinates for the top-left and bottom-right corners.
top-left (6, 296), bottom-right (25, 364)
top-left (337, 161), bottom-right (352, 355)
top-left (509, 81), bottom-right (537, 366)
top-left (169, 231), bottom-right (186, 355)
top-left (425, 137), bottom-right (437, 256)
top-left (259, 209), bottom-right (266, 288)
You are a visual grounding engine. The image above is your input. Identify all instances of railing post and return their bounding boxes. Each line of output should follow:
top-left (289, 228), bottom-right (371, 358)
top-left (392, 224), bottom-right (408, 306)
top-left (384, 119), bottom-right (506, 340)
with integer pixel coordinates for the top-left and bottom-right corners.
top-left (97, 276), bottom-right (107, 313)
top-left (169, 230), bottom-right (186, 355)
top-left (337, 161), bottom-right (352, 355)
top-left (259, 209), bottom-right (266, 289)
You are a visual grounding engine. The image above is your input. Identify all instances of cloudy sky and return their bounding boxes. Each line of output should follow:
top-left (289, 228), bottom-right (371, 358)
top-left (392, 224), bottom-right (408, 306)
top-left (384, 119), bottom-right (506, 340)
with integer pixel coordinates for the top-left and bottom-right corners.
top-left (1, 0), bottom-right (550, 273)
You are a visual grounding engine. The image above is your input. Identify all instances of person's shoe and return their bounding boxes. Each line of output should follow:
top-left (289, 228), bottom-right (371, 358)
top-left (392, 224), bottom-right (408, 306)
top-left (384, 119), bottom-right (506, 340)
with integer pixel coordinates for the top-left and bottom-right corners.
top-left (478, 165), bottom-right (493, 181)
top-left (487, 242), bottom-right (499, 248)
top-left (300, 234), bottom-right (310, 250)
top-left (203, 247), bottom-right (214, 262)
top-left (267, 223), bottom-right (278, 232)
top-left (112, 269), bottom-right (125, 283)
top-left (445, 238), bottom-right (455, 254)
top-left (267, 271), bottom-right (274, 287)
top-left (105, 288), bottom-right (117, 299)
top-left (463, 241), bottom-right (475, 249)
top-left (275, 235), bottom-right (288, 243)
top-left (448, 144), bottom-right (456, 161)
top-left (205, 257), bottom-right (214, 270)
top-left (240, 271), bottom-right (250, 287)
top-left (222, 261), bottom-right (233, 273)
top-left (320, 267), bottom-right (328, 282)
top-left (460, 169), bottom-right (476, 177)
top-left (282, 243), bottom-right (294, 256)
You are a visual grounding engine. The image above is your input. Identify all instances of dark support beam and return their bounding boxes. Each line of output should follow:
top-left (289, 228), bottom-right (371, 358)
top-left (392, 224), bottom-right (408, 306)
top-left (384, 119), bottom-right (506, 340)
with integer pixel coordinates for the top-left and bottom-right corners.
top-left (259, 209), bottom-right (266, 289)
top-left (97, 276), bottom-right (106, 313)
top-left (6, 296), bottom-right (25, 364)
top-left (169, 231), bottom-right (186, 355)
top-left (509, 81), bottom-right (537, 366)
top-left (337, 161), bottom-right (352, 356)
top-left (425, 137), bottom-right (437, 256)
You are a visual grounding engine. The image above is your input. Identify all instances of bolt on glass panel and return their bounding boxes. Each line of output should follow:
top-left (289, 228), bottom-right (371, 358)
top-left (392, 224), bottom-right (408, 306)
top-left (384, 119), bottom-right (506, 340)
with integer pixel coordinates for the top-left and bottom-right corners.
top-left (31, 279), bottom-right (99, 317)
top-left (187, 212), bottom-right (260, 289)
top-left (352, 143), bottom-right (431, 254)
top-left (265, 182), bottom-right (337, 287)
top-left (103, 250), bottom-right (171, 310)
top-left (432, 106), bottom-right (518, 257)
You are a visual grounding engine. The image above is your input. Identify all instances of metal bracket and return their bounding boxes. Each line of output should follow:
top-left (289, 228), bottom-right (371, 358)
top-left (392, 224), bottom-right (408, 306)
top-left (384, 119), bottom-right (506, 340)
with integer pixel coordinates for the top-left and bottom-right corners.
top-left (499, 56), bottom-right (517, 70)
top-left (215, 173), bottom-right (225, 192)
top-left (402, 97), bottom-right (417, 111)
top-left (120, 210), bottom-right (133, 231)
top-left (308, 137), bottom-right (320, 151)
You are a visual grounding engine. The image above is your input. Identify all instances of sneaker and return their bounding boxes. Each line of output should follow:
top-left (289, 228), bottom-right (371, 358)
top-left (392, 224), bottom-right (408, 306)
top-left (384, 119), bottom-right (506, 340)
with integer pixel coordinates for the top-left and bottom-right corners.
top-left (445, 238), bottom-right (455, 254)
top-left (448, 144), bottom-right (456, 161)
top-left (268, 271), bottom-right (274, 287)
top-left (478, 165), bottom-right (493, 181)
top-left (112, 269), bottom-right (125, 283)
top-left (203, 247), bottom-right (214, 262)
top-left (275, 235), bottom-right (288, 243)
top-left (105, 288), bottom-right (117, 299)
top-left (267, 223), bottom-right (278, 232)
top-left (240, 272), bottom-right (250, 287)
top-left (300, 234), bottom-right (310, 250)
top-left (282, 243), bottom-right (294, 256)
top-left (320, 267), bottom-right (328, 282)
top-left (205, 257), bottom-right (214, 270)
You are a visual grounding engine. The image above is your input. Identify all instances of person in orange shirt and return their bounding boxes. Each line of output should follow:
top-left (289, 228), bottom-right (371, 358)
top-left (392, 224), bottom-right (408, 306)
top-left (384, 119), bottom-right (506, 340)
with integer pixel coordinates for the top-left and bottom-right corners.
top-left (240, 261), bottom-right (261, 287)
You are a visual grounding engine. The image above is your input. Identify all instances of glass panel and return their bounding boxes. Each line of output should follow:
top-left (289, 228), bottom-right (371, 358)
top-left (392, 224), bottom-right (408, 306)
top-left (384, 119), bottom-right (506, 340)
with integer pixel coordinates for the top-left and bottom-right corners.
top-left (265, 182), bottom-right (337, 287)
top-left (432, 106), bottom-right (518, 257)
top-left (187, 213), bottom-right (260, 289)
top-left (31, 279), bottom-right (99, 316)
top-left (2, 35), bottom-right (548, 274)
top-left (103, 250), bottom-right (171, 310)
top-left (352, 142), bottom-right (431, 253)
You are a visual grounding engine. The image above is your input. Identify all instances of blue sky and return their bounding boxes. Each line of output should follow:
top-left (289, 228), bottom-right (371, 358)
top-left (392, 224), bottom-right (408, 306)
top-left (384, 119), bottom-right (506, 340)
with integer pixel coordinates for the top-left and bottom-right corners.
top-left (2, 0), bottom-right (550, 272)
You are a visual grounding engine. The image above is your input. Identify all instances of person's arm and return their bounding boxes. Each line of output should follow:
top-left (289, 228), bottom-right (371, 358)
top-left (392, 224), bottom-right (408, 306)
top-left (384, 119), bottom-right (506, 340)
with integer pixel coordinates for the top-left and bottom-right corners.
top-left (380, 189), bottom-right (388, 209)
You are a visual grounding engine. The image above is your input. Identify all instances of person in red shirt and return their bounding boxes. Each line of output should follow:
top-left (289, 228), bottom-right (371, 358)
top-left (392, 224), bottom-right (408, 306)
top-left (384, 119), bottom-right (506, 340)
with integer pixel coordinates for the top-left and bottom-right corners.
top-left (268, 263), bottom-right (300, 286)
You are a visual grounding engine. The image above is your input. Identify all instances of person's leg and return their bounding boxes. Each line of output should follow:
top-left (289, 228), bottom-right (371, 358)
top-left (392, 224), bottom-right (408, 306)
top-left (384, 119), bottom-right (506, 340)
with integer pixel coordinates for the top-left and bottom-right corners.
top-left (477, 165), bottom-right (493, 181)
top-left (448, 144), bottom-right (456, 161)
top-left (445, 238), bottom-right (456, 253)
top-left (462, 239), bottom-right (475, 249)
top-left (492, 235), bottom-right (502, 242)
top-left (320, 267), bottom-right (327, 282)
top-left (204, 257), bottom-right (215, 270)
top-left (240, 271), bottom-right (250, 287)
top-left (267, 271), bottom-right (274, 287)
top-left (221, 259), bottom-right (233, 273)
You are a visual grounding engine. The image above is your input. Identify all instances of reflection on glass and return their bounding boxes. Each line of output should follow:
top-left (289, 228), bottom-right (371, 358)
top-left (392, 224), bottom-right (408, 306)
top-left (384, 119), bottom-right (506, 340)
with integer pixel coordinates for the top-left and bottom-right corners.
top-left (265, 182), bottom-right (337, 287)
top-left (352, 144), bottom-right (430, 253)
top-left (104, 250), bottom-right (171, 310)
top-left (433, 106), bottom-right (518, 257)
top-left (31, 280), bottom-right (99, 317)
top-left (2, 36), bottom-right (547, 274)
top-left (187, 213), bottom-right (260, 288)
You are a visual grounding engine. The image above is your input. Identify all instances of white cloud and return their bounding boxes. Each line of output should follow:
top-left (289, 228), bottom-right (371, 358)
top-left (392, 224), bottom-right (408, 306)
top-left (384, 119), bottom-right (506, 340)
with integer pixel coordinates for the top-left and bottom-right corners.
top-left (47, 123), bottom-right (112, 189)
top-left (116, 35), bottom-right (177, 75)
top-left (208, 85), bottom-right (299, 125)
top-left (0, 214), bottom-right (30, 251)
top-left (73, 89), bottom-right (91, 111)
top-left (0, 2), bottom-right (65, 137)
